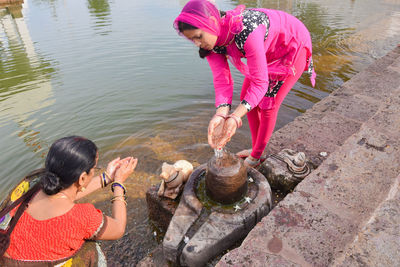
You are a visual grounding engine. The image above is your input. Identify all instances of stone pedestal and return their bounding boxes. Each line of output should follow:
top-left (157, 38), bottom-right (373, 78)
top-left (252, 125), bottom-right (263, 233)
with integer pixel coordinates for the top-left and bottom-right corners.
top-left (145, 185), bottom-right (179, 233)
top-left (163, 164), bottom-right (272, 266)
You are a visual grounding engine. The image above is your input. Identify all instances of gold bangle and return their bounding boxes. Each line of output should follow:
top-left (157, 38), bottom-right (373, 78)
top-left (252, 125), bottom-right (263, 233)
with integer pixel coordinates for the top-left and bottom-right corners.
top-left (111, 195), bottom-right (127, 201)
top-left (100, 173), bottom-right (107, 188)
top-left (111, 182), bottom-right (127, 195)
top-left (104, 171), bottom-right (112, 181)
top-left (111, 197), bottom-right (127, 206)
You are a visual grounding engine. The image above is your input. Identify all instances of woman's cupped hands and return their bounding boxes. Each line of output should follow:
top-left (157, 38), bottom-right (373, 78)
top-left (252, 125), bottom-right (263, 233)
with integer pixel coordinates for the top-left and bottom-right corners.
top-left (106, 157), bottom-right (138, 184)
top-left (208, 114), bottom-right (238, 150)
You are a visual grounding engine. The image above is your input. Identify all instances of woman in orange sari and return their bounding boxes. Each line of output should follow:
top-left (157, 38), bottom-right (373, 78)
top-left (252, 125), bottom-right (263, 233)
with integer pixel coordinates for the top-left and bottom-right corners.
top-left (0, 136), bottom-right (138, 266)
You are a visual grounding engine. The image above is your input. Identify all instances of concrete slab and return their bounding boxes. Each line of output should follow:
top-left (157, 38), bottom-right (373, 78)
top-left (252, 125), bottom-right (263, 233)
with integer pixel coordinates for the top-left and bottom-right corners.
top-left (267, 109), bottom-right (361, 168)
top-left (331, 94), bottom-right (380, 122)
top-left (293, 112), bottom-right (362, 165)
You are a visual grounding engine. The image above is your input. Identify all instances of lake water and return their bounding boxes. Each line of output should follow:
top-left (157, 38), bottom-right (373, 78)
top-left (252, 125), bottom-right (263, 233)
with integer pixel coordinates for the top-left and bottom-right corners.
top-left (1, 0), bottom-right (400, 264)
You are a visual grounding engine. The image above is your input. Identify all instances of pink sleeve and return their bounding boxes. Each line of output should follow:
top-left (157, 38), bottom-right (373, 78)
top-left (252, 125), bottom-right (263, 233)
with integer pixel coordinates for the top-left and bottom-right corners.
top-left (242, 25), bottom-right (269, 108)
top-left (206, 52), bottom-right (234, 108)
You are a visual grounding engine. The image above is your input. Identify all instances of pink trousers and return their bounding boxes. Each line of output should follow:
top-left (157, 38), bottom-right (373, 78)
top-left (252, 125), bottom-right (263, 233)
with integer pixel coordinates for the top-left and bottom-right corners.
top-left (240, 48), bottom-right (307, 159)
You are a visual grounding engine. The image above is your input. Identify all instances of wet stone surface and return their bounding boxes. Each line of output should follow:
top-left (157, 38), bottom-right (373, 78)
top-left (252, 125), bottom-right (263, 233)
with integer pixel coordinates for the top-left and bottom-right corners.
top-left (146, 184), bottom-right (179, 233)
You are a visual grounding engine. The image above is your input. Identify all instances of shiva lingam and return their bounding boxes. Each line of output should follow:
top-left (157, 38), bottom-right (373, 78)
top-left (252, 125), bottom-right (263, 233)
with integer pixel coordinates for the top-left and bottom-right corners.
top-left (206, 152), bottom-right (247, 204)
top-left (259, 148), bottom-right (311, 193)
top-left (163, 151), bottom-right (272, 266)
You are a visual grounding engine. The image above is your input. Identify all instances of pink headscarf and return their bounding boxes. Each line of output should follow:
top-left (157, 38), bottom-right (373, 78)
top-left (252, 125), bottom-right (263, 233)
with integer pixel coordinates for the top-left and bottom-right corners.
top-left (174, 0), bottom-right (249, 74)
top-left (173, 0), bottom-right (245, 47)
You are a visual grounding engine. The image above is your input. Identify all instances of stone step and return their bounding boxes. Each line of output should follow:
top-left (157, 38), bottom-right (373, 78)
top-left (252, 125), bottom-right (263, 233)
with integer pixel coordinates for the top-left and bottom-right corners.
top-left (216, 46), bottom-right (400, 266)
top-left (332, 175), bottom-right (400, 267)
top-left (267, 46), bottom-right (400, 168)
top-left (216, 122), bottom-right (400, 266)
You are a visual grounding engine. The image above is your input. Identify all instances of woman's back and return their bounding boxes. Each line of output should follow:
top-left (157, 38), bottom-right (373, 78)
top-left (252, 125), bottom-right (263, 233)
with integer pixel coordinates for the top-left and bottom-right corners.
top-left (6, 194), bottom-right (103, 261)
top-left (254, 9), bottom-right (312, 67)
top-left (0, 136), bottom-right (137, 266)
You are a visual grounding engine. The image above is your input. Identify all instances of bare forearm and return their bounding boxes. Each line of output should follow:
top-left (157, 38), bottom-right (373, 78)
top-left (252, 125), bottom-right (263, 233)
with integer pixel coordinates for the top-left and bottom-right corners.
top-left (232, 103), bottom-right (248, 118)
top-left (96, 185), bottom-right (127, 240)
top-left (111, 187), bottom-right (127, 227)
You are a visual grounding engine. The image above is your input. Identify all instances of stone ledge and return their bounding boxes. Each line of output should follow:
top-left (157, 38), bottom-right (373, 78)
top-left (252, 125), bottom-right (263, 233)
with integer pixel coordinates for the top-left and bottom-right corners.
top-left (332, 176), bottom-right (400, 267)
top-left (217, 46), bottom-right (400, 266)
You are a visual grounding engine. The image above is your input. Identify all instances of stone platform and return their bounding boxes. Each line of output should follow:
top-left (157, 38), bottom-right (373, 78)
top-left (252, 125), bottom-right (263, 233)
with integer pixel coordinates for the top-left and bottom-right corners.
top-left (216, 45), bottom-right (400, 266)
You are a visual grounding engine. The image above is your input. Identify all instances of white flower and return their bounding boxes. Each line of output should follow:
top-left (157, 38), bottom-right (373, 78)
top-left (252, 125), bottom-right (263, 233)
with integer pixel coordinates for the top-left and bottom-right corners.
top-left (153, 231), bottom-right (157, 236)
top-left (184, 236), bottom-right (190, 244)
top-left (248, 177), bottom-right (254, 183)
top-left (320, 152), bottom-right (328, 157)
top-left (234, 205), bottom-right (241, 212)
top-left (244, 197), bottom-right (252, 203)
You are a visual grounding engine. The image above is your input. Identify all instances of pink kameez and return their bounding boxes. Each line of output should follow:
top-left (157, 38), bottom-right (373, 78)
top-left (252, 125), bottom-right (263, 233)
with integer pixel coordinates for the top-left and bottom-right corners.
top-left (174, 1), bottom-right (316, 159)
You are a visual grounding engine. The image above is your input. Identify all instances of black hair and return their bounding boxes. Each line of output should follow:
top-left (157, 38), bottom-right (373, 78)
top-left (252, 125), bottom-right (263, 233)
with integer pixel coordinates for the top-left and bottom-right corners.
top-left (41, 136), bottom-right (98, 195)
top-left (177, 10), bottom-right (226, 59)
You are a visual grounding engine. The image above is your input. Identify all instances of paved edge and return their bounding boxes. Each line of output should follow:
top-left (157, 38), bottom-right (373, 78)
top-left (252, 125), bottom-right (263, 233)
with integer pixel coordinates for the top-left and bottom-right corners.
top-left (216, 46), bottom-right (400, 267)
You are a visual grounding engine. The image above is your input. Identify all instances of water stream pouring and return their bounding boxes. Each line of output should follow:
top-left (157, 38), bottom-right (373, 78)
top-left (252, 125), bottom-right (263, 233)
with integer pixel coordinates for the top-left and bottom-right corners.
top-left (214, 148), bottom-right (223, 158)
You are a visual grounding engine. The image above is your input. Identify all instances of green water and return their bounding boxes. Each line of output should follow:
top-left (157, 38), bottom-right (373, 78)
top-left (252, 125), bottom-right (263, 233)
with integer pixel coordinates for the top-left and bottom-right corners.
top-left (1, 0), bottom-right (400, 264)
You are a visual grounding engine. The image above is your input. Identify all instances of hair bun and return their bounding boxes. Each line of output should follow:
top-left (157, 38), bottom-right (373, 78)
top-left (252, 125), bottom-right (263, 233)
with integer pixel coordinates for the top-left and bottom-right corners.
top-left (41, 171), bottom-right (63, 195)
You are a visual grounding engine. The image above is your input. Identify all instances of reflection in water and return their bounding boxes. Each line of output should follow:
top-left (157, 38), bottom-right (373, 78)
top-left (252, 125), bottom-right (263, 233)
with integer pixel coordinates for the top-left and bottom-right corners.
top-left (293, 1), bottom-right (356, 93)
top-left (3, 2), bottom-right (23, 18)
top-left (0, 4), bottom-right (55, 163)
top-left (87, 0), bottom-right (111, 35)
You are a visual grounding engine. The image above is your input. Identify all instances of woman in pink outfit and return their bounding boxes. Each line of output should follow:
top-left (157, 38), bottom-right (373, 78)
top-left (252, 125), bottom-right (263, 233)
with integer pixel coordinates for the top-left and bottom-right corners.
top-left (174, 0), bottom-right (316, 167)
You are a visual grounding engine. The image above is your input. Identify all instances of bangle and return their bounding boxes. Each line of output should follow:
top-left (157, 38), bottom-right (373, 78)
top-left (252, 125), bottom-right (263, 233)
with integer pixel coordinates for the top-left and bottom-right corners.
top-left (240, 100), bottom-right (252, 112)
top-left (228, 114), bottom-right (242, 128)
top-left (111, 195), bottom-right (127, 201)
top-left (104, 171), bottom-right (112, 181)
top-left (216, 103), bottom-right (231, 110)
top-left (111, 196), bottom-right (127, 206)
top-left (101, 173), bottom-right (107, 188)
top-left (213, 114), bottom-right (227, 120)
top-left (111, 182), bottom-right (127, 195)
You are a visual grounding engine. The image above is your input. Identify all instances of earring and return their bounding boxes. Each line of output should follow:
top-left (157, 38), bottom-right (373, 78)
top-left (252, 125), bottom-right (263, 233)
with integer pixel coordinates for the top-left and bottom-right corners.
top-left (79, 186), bottom-right (86, 192)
